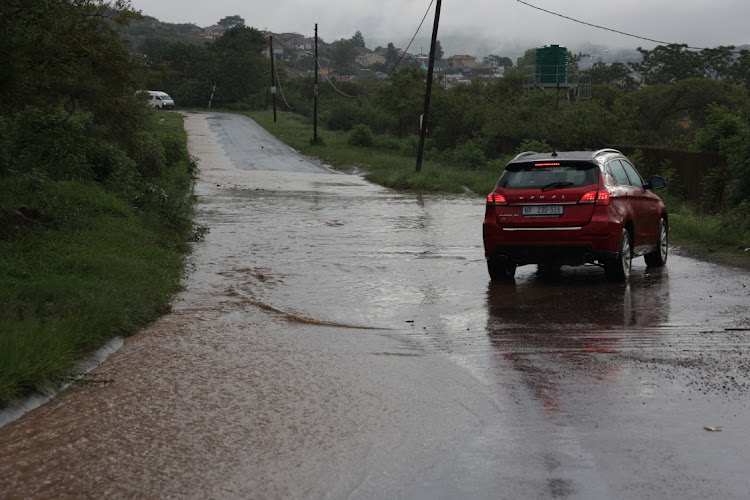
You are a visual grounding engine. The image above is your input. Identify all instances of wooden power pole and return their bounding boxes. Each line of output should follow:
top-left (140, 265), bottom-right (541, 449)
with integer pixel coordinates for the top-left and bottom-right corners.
top-left (313, 23), bottom-right (319, 143)
top-left (269, 35), bottom-right (277, 122)
top-left (416, 0), bottom-right (442, 172)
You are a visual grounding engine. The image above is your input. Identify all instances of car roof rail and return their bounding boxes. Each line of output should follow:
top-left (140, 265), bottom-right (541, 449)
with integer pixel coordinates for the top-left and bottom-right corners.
top-left (512, 151), bottom-right (538, 161)
top-left (592, 148), bottom-right (621, 158)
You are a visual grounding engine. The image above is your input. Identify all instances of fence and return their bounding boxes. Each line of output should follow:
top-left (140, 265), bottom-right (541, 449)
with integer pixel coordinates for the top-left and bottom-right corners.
top-left (613, 145), bottom-right (726, 202)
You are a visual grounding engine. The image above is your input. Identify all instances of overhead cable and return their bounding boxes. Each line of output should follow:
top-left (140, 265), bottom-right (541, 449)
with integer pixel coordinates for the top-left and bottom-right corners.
top-left (317, 0), bottom-right (435, 99)
top-left (515, 0), bottom-right (740, 53)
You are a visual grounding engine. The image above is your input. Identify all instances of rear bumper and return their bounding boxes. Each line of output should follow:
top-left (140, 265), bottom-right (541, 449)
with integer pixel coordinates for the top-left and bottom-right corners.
top-left (485, 243), bottom-right (618, 266)
top-left (483, 220), bottom-right (621, 266)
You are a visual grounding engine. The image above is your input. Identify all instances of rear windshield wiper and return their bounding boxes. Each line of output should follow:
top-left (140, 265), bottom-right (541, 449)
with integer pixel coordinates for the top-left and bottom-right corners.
top-left (541, 181), bottom-right (575, 191)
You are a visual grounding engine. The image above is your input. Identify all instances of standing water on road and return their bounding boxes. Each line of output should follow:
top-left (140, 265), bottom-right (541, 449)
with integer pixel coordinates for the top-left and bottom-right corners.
top-left (1, 111), bottom-right (749, 499)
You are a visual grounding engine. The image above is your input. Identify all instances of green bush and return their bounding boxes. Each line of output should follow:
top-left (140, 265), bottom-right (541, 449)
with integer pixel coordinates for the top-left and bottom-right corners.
top-left (400, 136), bottom-right (419, 157)
top-left (326, 101), bottom-right (360, 131)
top-left (347, 124), bottom-right (374, 147)
top-left (515, 138), bottom-right (552, 154)
top-left (133, 131), bottom-right (167, 179)
top-left (660, 160), bottom-right (687, 203)
top-left (449, 140), bottom-right (488, 169)
top-left (373, 134), bottom-right (402, 151)
top-left (700, 167), bottom-right (727, 213)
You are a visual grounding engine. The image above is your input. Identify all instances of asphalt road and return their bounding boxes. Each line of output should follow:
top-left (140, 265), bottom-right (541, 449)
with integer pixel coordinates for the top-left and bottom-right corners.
top-left (1, 111), bottom-right (749, 499)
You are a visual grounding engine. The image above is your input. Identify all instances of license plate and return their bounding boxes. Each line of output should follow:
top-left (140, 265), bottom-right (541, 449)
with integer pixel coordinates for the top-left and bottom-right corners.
top-left (522, 205), bottom-right (564, 216)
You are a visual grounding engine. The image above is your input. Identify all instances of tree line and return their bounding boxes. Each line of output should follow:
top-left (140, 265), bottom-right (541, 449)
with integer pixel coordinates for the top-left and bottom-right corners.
top-left (1, 0), bottom-right (196, 239)
top-left (2, 0), bottom-right (749, 218)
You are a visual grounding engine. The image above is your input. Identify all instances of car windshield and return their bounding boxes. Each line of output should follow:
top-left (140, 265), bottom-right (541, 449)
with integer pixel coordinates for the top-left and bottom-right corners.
top-left (497, 162), bottom-right (599, 189)
top-left (162, 94), bottom-right (173, 100)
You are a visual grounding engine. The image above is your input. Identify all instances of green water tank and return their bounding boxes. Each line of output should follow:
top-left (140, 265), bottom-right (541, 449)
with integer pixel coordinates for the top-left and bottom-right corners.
top-left (535, 45), bottom-right (568, 84)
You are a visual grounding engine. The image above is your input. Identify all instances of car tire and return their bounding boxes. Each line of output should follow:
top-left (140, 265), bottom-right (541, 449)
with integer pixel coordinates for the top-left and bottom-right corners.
top-left (605, 228), bottom-right (632, 282)
top-left (488, 257), bottom-right (516, 281)
top-left (644, 219), bottom-right (668, 267)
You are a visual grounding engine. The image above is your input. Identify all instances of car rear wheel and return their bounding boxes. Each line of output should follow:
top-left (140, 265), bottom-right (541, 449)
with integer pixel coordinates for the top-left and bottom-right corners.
top-left (488, 257), bottom-right (516, 281)
top-left (605, 229), bottom-right (632, 282)
top-left (644, 219), bottom-right (668, 267)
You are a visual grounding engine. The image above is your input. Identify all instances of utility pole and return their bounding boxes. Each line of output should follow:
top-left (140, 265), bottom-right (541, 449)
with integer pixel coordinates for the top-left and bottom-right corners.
top-left (313, 23), bottom-right (319, 143)
top-left (269, 36), bottom-right (277, 122)
top-left (416, 0), bottom-right (442, 172)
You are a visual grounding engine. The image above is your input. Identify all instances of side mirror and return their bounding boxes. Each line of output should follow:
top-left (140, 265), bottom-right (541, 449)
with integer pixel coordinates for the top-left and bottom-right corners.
top-left (646, 175), bottom-right (666, 190)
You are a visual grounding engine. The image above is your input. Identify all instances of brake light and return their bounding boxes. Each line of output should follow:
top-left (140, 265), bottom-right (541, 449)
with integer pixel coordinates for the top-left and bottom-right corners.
top-left (486, 193), bottom-right (507, 205)
top-left (534, 162), bottom-right (560, 167)
top-left (579, 190), bottom-right (611, 205)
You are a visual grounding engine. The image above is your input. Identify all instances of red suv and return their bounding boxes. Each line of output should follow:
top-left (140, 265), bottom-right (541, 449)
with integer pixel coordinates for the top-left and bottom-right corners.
top-left (483, 149), bottom-right (668, 282)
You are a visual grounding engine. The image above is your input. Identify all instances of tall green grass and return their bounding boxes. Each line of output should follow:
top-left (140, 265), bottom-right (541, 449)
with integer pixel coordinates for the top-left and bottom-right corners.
top-left (0, 113), bottom-right (197, 406)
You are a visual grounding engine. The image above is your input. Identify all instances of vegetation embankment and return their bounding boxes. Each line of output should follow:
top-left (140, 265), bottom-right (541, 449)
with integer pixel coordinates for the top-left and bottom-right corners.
top-left (0, 112), bottom-right (199, 408)
top-left (0, 1), bottom-right (201, 408)
top-left (248, 110), bottom-right (750, 269)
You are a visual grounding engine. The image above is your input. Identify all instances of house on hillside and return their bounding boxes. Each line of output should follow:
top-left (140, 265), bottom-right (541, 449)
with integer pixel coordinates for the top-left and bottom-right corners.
top-left (289, 37), bottom-right (314, 51)
top-left (201, 24), bottom-right (227, 40)
top-left (447, 54), bottom-right (478, 69)
top-left (356, 51), bottom-right (386, 67)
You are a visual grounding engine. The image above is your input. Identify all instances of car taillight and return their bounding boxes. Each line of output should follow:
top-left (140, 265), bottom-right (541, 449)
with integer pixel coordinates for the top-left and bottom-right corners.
top-left (487, 193), bottom-right (507, 205)
top-left (579, 190), bottom-right (610, 205)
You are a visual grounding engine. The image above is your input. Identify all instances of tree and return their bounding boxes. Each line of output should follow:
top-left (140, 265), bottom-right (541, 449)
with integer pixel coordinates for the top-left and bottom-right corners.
top-left (700, 46), bottom-right (735, 80)
top-left (330, 38), bottom-right (358, 75)
top-left (629, 44), bottom-right (703, 85)
top-left (209, 26), bottom-right (267, 106)
top-left (374, 67), bottom-right (427, 135)
top-left (583, 62), bottom-right (638, 91)
top-left (351, 30), bottom-right (365, 48)
top-left (692, 104), bottom-right (744, 153)
top-left (483, 55), bottom-right (513, 70)
top-left (435, 40), bottom-right (444, 60)
top-left (729, 49), bottom-right (750, 87)
top-left (0, 0), bottom-right (146, 161)
top-left (385, 43), bottom-right (400, 67)
top-left (218, 15), bottom-right (245, 28)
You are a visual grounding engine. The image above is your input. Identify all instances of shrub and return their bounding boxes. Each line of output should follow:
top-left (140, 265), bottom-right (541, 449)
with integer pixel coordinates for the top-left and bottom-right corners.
top-left (326, 101), bottom-right (360, 131)
top-left (516, 138), bottom-right (552, 154)
top-left (449, 140), bottom-right (488, 169)
top-left (400, 136), bottom-right (419, 157)
top-left (700, 167), bottom-right (726, 213)
top-left (373, 134), bottom-right (402, 151)
top-left (347, 124), bottom-right (374, 147)
top-left (133, 132), bottom-right (167, 179)
top-left (659, 160), bottom-right (687, 203)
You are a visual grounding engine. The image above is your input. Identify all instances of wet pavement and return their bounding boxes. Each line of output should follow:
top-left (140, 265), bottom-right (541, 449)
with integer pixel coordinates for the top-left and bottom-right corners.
top-left (1, 111), bottom-right (749, 498)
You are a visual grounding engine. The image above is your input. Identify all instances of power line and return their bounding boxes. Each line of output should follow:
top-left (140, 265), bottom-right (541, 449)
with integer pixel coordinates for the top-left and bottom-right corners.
top-left (314, 0), bottom-right (436, 99)
top-left (273, 57), bottom-right (294, 110)
top-left (315, 57), bottom-right (360, 98)
top-left (515, 0), bottom-right (740, 53)
top-left (371, 0), bottom-right (435, 92)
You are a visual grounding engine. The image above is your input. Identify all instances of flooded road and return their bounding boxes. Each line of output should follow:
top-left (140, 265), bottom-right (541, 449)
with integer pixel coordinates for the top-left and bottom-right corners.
top-left (1, 111), bottom-right (749, 498)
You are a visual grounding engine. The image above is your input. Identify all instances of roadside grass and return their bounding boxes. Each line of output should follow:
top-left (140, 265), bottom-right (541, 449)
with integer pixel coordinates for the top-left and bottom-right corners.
top-left (246, 110), bottom-right (503, 195)
top-left (0, 112), bottom-right (197, 407)
top-left (666, 200), bottom-right (750, 267)
top-left (247, 110), bottom-right (750, 269)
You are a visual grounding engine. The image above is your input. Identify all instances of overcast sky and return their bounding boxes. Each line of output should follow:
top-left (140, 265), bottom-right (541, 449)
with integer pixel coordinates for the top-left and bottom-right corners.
top-left (126, 0), bottom-right (750, 58)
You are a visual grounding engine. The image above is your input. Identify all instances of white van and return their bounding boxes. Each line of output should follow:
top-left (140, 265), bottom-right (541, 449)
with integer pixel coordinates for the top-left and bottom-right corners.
top-left (137, 90), bottom-right (175, 110)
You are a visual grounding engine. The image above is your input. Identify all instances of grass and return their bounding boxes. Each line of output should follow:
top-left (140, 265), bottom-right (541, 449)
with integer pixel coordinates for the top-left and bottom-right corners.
top-left (0, 112), bottom-right (197, 407)
top-left (247, 110), bottom-right (750, 270)
top-left (664, 200), bottom-right (750, 267)
top-left (246, 110), bottom-right (503, 195)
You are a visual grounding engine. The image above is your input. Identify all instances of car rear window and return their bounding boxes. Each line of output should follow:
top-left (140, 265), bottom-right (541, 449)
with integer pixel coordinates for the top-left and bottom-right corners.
top-left (497, 162), bottom-right (599, 190)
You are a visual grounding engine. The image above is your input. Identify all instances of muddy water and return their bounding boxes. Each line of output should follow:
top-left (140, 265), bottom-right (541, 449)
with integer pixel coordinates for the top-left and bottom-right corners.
top-left (1, 112), bottom-right (749, 498)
